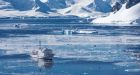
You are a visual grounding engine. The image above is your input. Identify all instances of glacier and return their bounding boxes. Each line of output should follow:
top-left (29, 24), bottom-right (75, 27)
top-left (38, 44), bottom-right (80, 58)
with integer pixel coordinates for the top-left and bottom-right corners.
top-left (92, 3), bottom-right (140, 24)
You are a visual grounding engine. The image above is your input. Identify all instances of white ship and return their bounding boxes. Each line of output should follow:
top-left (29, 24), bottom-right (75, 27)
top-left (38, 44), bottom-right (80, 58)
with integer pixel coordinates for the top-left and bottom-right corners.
top-left (30, 41), bottom-right (54, 60)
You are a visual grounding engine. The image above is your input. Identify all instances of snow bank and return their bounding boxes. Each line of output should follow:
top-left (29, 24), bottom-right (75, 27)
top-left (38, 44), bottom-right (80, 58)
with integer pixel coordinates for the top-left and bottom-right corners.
top-left (0, 9), bottom-right (60, 17)
top-left (92, 3), bottom-right (140, 24)
top-left (0, 10), bottom-right (48, 17)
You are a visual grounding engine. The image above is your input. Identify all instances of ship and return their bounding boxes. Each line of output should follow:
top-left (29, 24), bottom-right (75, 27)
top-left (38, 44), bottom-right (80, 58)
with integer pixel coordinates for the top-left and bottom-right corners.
top-left (30, 41), bottom-right (54, 60)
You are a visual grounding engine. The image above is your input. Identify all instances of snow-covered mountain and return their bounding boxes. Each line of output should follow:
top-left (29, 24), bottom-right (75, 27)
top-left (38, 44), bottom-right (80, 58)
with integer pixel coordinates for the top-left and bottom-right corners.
top-left (0, 0), bottom-right (140, 24)
top-left (57, 0), bottom-right (115, 17)
top-left (0, 0), bottom-right (77, 17)
top-left (0, 0), bottom-right (49, 17)
top-left (92, 0), bottom-right (140, 24)
top-left (0, 0), bottom-right (114, 17)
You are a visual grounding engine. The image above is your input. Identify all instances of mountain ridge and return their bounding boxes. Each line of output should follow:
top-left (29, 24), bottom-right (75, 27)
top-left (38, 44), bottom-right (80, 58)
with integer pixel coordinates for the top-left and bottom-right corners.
top-left (0, 0), bottom-right (139, 24)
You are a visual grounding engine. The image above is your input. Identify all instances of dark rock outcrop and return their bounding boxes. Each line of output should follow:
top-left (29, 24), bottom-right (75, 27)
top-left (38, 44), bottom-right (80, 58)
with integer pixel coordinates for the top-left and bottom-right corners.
top-left (112, 2), bottom-right (122, 12)
top-left (34, 0), bottom-right (51, 13)
top-left (126, 0), bottom-right (140, 8)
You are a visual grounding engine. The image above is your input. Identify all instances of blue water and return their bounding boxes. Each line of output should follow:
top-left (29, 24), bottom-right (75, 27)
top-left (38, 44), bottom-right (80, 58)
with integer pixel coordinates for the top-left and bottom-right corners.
top-left (0, 20), bottom-right (140, 75)
top-left (0, 53), bottom-right (139, 75)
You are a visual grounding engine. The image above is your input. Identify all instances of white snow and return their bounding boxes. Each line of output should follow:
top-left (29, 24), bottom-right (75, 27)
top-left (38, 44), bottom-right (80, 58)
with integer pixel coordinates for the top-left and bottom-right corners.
top-left (0, 9), bottom-right (60, 17)
top-left (0, 0), bottom-right (104, 18)
top-left (0, 0), bottom-right (47, 17)
top-left (0, 0), bottom-right (61, 17)
top-left (40, 0), bottom-right (48, 3)
top-left (92, 3), bottom-right (140, 24)
top-left (58, 0), bottom-right (103, 17)
top-left (0, 9), bottom-right (48, 17)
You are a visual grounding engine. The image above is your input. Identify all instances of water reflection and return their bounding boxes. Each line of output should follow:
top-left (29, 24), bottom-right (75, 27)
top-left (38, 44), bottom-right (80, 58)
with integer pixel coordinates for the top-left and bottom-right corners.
top-left (32, 58), bottom-right (53, 68)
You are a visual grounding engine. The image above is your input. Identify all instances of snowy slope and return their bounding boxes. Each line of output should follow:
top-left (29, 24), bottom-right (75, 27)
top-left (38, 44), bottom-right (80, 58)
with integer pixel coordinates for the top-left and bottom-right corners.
top-left (0, 0), bottom-right (75, 17)
top-left (0, 0), bottom-right (43, 17)
top-left (0, 0), bottom-right (121, 17)
top-left (92, 3), bottom-right (140, 24)
top-left (57, 0), bottom-right (104, 17)
top-left (0, 10), bottom-right (48, 17)
top-left (0, 0), bottom-right (139, 20)
top-left (0, 0), bottom-right (61, 17)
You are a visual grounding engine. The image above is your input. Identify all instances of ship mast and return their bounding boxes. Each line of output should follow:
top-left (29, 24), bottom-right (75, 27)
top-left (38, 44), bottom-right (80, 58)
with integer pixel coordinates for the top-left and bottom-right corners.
top-left (39, 40), bottom-right (42, 50)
